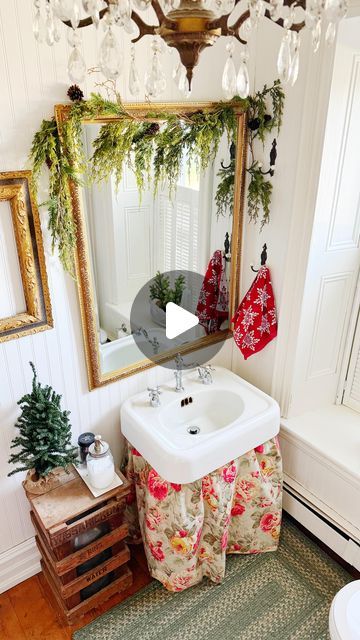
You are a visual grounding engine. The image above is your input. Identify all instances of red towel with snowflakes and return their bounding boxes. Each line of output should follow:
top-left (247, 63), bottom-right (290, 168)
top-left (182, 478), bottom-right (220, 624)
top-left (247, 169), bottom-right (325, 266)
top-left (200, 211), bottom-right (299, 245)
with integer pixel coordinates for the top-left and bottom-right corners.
top-left (232, 265), bottom-right (277, 359)
top-left (196, 250), bottom-right (229, 335)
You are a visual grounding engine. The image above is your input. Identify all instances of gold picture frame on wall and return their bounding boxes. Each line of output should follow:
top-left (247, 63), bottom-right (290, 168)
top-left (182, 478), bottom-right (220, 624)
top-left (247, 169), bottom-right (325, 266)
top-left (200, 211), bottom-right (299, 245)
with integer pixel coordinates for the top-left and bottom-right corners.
top-left (55, 102), bottom-right (247, 390)
top-left (0, 171), bottom-right (53, 342)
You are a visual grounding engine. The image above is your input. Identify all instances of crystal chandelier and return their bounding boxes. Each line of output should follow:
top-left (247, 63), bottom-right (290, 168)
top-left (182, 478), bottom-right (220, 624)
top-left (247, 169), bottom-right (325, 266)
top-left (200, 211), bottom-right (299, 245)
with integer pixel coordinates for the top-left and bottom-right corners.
top-left (32, 0), bottom-right (348, 99)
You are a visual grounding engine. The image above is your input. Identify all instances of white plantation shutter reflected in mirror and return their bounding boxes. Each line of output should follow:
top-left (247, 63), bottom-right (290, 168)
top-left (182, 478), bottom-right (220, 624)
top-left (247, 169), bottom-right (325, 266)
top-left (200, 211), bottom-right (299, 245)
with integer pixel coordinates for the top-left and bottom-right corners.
top-left (158, 189), bottom-right (199, 273)
top-left (157, 186), bottom-right (202, 313)
top-left (343, 309), bottom-right (360, 412)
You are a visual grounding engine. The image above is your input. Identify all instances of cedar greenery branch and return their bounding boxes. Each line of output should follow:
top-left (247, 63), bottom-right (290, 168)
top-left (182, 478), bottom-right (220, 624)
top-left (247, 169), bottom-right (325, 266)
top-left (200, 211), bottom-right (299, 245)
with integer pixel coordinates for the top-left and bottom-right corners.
top-left (30, 82), bottom-right (284, 274)
top-left (246, 81), bottom-right (285, 227)
top-left (8, 362), bottom-right (78, 481)
top-left (215, 80), bottom-right (285, 223)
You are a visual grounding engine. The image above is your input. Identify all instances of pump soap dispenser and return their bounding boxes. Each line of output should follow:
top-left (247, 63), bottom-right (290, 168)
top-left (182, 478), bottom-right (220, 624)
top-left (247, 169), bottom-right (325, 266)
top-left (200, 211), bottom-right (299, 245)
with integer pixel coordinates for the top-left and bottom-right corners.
top-left (87, 434), bottom-right (115, 490)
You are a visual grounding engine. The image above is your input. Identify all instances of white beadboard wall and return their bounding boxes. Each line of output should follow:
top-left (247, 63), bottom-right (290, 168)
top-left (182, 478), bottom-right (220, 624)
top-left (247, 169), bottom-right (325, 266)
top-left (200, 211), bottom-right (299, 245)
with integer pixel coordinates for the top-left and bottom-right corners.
top-left (0, 0), bottom-right (239, 569)
top-left (0, 0), bottom-right (325, 591)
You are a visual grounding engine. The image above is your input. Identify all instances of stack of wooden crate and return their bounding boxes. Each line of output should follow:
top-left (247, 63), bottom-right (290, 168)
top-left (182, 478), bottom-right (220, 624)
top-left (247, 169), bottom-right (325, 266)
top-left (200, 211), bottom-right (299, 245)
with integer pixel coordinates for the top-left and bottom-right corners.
top-left (26, 467), bottom-right (133, 624)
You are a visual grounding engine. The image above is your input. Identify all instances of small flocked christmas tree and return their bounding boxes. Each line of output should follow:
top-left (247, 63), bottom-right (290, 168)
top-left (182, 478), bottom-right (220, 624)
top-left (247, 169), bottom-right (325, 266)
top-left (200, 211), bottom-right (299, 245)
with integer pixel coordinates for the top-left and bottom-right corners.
top-left (8, 362), bottom-right (78, 480)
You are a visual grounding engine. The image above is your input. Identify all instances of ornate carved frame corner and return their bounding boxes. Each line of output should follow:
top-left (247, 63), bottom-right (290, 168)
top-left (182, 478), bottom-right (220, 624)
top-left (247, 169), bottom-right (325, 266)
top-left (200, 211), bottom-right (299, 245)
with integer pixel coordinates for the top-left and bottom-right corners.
top-left (0, 171), bottom-right (53, 343)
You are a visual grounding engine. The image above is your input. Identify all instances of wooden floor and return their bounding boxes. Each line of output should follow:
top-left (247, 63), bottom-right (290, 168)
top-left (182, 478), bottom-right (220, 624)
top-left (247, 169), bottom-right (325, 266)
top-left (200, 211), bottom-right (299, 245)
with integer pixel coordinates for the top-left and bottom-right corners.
top-left (0, 544), bottom-right (152, 640)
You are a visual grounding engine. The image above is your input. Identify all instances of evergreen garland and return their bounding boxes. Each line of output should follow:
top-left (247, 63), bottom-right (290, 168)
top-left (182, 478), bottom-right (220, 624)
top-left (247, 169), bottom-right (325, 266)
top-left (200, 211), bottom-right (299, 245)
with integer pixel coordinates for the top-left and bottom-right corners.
top-left (8, 362), bottom-right (78, 479)
top-left (30, 118), bottom-right (78, 273)
top-left (246, 80), bottom-right (285, 227)
top-left (215, 156), bottom-right (236, 219)
top-left (29, 82), bottom-right (284, 273)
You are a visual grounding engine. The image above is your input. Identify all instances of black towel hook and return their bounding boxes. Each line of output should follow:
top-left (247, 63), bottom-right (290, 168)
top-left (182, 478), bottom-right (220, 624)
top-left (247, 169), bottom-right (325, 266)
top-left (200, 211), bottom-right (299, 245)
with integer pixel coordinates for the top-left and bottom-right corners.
top-left (220, 141), bottom-right (236, 170)
top-left (251, 244), bottom-right (267, 273)
top-left (224, 232), bottom-right (231, 262)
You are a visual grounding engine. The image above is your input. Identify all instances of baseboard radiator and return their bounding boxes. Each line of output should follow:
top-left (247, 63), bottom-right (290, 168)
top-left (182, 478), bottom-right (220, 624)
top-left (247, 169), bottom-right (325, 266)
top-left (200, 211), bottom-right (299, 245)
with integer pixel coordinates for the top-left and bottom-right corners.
top-left (283, 482), bottom-right (360, 572)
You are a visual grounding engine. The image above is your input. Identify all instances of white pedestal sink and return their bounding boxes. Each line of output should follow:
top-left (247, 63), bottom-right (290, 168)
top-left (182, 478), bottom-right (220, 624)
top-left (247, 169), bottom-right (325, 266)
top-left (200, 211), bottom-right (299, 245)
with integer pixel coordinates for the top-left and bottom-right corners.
top-left (120, 367), bottom-right (280, 484)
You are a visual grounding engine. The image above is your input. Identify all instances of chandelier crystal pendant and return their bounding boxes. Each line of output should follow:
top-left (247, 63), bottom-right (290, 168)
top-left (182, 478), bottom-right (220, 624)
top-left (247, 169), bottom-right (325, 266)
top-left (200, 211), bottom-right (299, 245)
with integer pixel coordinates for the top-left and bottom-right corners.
top-left (33, 0), bottom-right (348, 99)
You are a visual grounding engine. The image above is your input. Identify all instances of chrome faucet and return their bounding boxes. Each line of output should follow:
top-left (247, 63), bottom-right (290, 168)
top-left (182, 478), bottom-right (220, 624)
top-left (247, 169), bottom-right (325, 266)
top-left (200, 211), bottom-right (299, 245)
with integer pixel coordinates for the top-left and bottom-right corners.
top-left (148, 387), bottom-right (161, 408)
top-left (152, 337), bottom-right (160, 354)
top-left (198, 364), bottom-right (214, 385)
top-left (174, 354), bottom-right (200, 392)
top-left (133, 327), bottom-right (160, 354)
top-left (174, 354), bottom-right (185, 392)
top-left (117, 323), bottom-right (129, 335)
top-left (174, 370), bottom-right (184, 393)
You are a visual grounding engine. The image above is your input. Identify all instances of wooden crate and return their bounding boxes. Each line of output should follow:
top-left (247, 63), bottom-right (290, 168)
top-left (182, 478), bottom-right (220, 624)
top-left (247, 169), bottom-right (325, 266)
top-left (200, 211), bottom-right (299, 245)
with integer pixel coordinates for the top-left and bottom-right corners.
top-left (26, 466), bottom-right (133, 624)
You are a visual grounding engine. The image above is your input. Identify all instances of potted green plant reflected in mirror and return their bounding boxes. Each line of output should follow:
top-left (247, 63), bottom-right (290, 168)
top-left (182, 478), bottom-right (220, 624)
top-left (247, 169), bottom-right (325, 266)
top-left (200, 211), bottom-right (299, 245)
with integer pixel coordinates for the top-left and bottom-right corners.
top-left (149, 272), bottom-right (186, 327)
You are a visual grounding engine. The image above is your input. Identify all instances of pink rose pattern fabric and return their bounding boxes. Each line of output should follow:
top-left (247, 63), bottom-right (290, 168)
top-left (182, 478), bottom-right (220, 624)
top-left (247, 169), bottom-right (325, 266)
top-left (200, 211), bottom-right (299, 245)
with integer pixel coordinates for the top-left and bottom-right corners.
top-left (124, 437), bottom-right (282, 592)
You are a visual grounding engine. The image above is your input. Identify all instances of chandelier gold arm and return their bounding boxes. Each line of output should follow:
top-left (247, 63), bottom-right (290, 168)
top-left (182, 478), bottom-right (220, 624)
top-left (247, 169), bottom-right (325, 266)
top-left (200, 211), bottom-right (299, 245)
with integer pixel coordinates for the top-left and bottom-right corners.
top-left (47, 0), bottom-right (308, 90)
top-left (264, 0), bottom-right (306, 32)
top-left (208, 0), bottom-right (306, 44)
top-left (207, 11), bottom-right (249, 44)
top-left (55, 6), bottom-right (109, 28)
top-left (48, 0), bottom-right (306, 41)
top-left (129, 0), bottom-right (177, 44)
top-left (130, 11), bottom-right (158, 43)
top-left (151, 0), bottom-right (177, 28)
top-left (49, 0), bottom-right (177, 45)
top-left (264, 10), bottom-right (305, 32)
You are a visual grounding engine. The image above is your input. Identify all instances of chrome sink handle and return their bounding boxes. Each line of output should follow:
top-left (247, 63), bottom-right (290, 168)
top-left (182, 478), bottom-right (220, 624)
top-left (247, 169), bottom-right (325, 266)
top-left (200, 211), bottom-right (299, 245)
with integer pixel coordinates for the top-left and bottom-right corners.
top-left (148, 387), bottom-right (161, 408)
top-left (198, 364), bottom-right (215, 385)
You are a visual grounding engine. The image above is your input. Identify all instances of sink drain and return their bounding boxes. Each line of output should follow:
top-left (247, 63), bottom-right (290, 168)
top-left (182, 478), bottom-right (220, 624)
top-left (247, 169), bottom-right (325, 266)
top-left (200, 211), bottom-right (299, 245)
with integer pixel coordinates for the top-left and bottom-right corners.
top-left (187, 426), bottom-right (200, 435)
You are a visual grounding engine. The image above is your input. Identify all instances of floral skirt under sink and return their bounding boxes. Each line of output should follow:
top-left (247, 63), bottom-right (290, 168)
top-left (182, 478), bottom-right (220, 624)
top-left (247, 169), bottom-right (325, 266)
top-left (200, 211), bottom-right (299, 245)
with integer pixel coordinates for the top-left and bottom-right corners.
top-left (124, 437), bottom-right (283, 592)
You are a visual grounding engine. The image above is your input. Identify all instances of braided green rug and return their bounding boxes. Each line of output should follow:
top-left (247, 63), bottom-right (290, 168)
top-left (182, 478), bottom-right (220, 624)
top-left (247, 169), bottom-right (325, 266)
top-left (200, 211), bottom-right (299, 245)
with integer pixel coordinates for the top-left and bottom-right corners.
top-left (73, 517), bottom-right (352, 640)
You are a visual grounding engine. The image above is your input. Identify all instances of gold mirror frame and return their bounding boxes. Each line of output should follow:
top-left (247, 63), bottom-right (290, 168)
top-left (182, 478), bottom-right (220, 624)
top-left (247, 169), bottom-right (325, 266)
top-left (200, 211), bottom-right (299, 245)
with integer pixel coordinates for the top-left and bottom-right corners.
top-left (55, 102), bottom-right (247, 390)
top-left (0, 171), bottom-right (53, 343)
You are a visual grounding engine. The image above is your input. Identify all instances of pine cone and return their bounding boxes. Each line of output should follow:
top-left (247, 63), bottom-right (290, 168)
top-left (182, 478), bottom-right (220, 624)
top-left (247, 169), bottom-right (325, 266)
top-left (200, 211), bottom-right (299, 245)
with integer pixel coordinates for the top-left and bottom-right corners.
top-left (264, 114), bottom-right (272, 125)
top-left (132, 122), bottom-right (160, 145)
top-left (67, 84), bottom-right (84, 102)
top-left (248, 118), bottom-right (260, 131)
top-left (145, 122), bottom-right (160, 137)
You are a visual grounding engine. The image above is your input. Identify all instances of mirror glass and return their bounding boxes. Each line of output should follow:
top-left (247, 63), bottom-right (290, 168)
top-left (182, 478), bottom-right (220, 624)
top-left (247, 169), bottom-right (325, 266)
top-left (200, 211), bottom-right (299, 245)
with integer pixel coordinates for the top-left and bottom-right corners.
top-left (74, 108), bottom-right (245, 387)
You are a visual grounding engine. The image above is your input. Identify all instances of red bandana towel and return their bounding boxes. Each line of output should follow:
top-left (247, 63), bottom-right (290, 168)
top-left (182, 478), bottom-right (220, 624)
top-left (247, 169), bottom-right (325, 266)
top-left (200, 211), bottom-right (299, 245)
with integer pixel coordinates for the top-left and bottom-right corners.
top-left (232, 265), bottom-right (277, 359)
top-left (196, 250), bottom-right (229, 335)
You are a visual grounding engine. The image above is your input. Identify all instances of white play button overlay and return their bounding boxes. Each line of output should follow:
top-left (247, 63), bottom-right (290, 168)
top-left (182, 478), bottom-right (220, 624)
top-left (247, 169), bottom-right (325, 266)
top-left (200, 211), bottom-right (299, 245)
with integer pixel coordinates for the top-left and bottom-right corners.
top-left (165, 302), bottom-right (199, 340)
top-left (130, 269), bottom-right (226, 369)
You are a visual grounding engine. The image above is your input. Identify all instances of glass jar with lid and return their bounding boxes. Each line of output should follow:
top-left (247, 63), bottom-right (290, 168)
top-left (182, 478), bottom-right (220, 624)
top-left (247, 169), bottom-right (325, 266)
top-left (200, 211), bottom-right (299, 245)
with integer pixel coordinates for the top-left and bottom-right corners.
top-left (87, 434), bottom-right (115, 490)
top-left (78, 432), bottom-right (95, 464)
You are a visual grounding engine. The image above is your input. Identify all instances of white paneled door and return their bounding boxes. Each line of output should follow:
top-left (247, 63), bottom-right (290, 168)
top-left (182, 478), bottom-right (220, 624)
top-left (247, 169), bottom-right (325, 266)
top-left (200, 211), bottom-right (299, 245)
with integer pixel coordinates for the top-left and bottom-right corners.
top-left (289, 18), bottom-right (360, 416)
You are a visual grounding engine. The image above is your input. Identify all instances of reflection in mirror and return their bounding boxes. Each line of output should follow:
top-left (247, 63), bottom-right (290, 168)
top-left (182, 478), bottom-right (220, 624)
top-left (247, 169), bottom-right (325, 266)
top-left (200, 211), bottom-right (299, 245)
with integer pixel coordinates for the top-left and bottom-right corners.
top-left (81, 124), bottom-right (235, 377)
